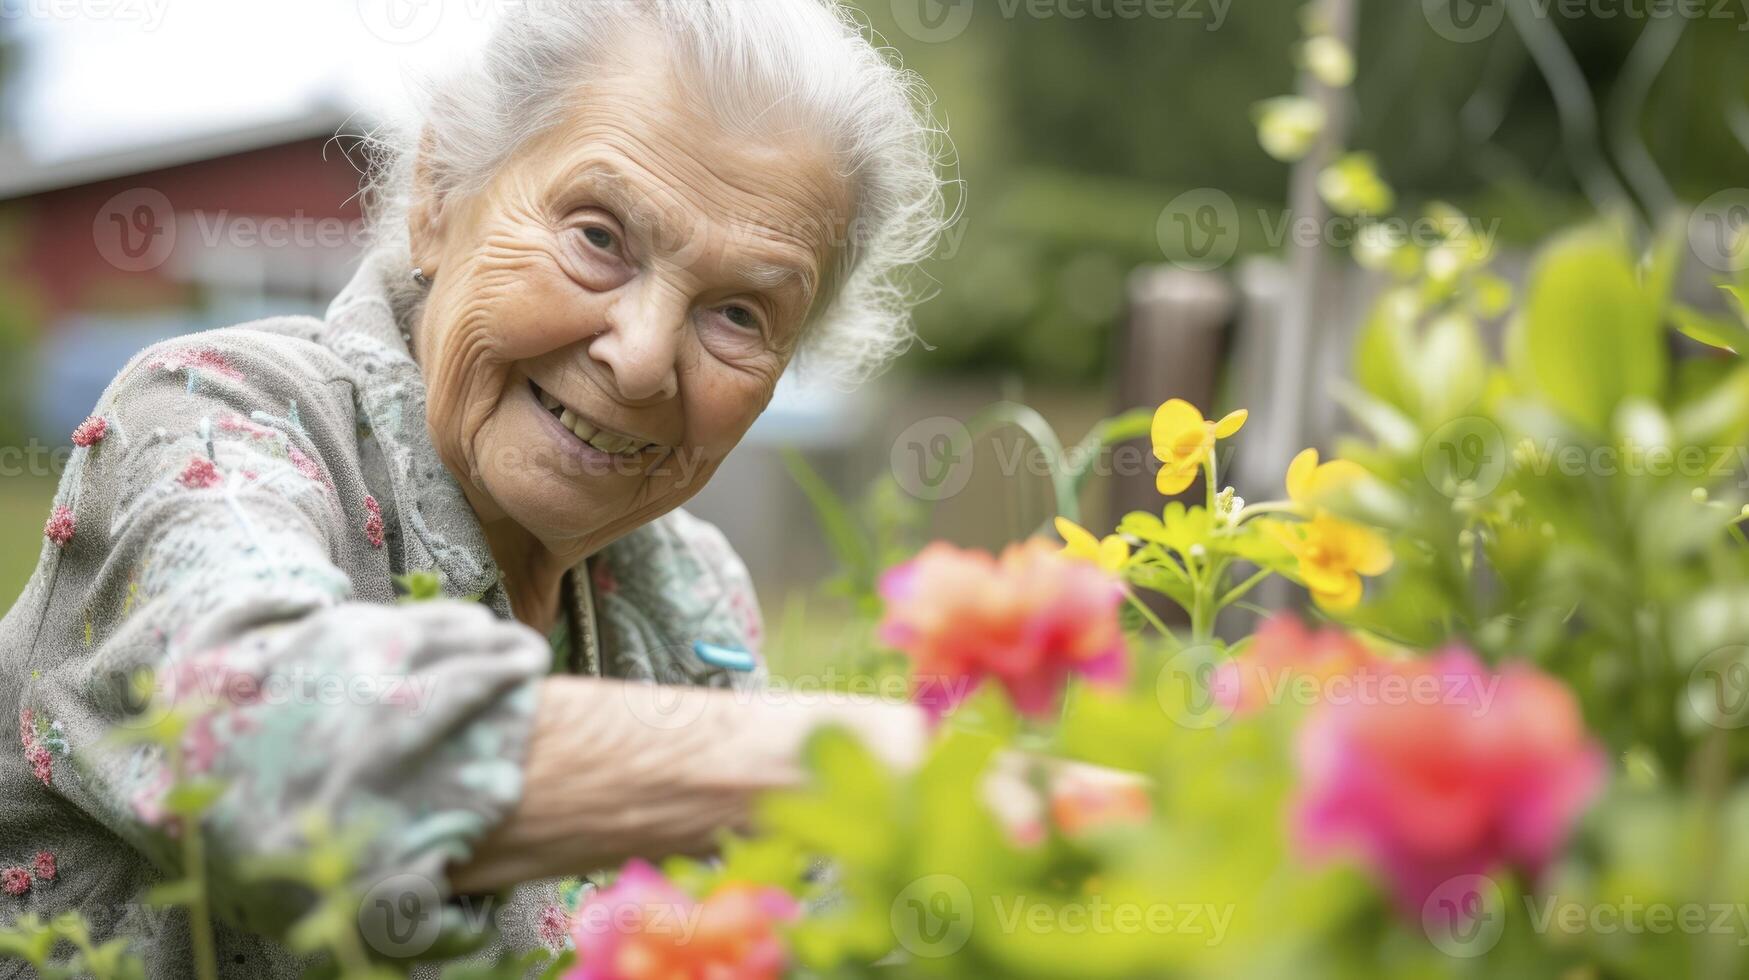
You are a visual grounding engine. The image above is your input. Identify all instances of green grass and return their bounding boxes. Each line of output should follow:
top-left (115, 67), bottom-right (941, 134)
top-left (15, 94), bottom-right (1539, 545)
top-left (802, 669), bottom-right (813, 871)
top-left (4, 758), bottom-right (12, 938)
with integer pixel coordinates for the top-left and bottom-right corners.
top-left (0, 473), bottom-right (56, 607)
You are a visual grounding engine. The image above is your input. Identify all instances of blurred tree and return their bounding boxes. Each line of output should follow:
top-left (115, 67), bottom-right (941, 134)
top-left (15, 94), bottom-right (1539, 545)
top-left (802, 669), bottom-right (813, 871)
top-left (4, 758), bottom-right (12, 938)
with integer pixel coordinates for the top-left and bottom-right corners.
top-left (851, 0), bottom-right (1749, 381)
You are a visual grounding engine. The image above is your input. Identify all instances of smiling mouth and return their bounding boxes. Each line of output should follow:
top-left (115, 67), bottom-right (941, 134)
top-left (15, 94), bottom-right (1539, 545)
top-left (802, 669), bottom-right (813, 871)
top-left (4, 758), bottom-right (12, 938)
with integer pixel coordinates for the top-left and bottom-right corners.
top-left (529, 380), bottom-right (656, 457)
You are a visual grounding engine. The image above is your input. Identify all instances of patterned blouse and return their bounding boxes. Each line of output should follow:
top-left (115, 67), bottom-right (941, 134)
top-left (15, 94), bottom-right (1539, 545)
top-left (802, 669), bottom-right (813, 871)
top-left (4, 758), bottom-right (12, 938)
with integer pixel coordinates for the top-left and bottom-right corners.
top-left (0, 254), bottom-right (766, 977)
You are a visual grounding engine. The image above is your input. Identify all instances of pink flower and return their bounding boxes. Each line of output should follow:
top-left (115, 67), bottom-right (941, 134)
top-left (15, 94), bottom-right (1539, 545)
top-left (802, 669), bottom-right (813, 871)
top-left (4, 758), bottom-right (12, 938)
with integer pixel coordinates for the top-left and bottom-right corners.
top-left (18, 709), bottom-right (34, 747)
top-left (44, 506), bottom-right (75, 548)
top-left (1213, 615), bottom-right (1382, 718)
top-left (363, 495), bottom-right (385, 549)
top-left (31, 852), bottom-right (55, 882)
top-left (1294, 650), bottom-right (1606, 917)
top-left (1, 868), bottom-right (28, 896)
top-left (178, 457), bottom-right (221, 489)
top-left (877, 539), bottom-right (1128, 722)
top-left (71, 415), bottom-right (109, 447)
top-left (565, 860), bottom-right (797, 980)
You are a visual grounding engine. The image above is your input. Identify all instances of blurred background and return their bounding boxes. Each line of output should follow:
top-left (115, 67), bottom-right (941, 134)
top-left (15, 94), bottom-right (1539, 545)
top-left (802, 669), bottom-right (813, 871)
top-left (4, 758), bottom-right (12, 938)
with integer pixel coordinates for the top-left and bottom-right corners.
top-left (0, 0), bottom-right (1744, 638)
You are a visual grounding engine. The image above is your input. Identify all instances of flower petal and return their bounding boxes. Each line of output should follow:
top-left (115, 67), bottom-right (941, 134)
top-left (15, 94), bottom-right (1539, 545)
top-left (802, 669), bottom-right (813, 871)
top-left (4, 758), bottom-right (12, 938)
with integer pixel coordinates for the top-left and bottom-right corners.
top-left (1055, 517), bottom-right (1100, 562)
top-left (1213, 409), bottom-right (1249, 439)
top-left (1097, 535), bottom-right (1130, 572)
top-left (1150, 399), bottom-right (1206, 460)
top-left (1286, 448), bottom-right (1319, 503)
top-left (1311, 573), bottom-right (1364, 610)
top-left (1156, 462), bottom-right (1198, 496)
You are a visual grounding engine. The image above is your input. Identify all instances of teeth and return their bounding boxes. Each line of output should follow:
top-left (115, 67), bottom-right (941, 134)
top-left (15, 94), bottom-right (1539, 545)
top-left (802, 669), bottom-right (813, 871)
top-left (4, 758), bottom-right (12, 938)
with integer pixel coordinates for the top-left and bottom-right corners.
top-left (536, 383), bottom-right (648, 455)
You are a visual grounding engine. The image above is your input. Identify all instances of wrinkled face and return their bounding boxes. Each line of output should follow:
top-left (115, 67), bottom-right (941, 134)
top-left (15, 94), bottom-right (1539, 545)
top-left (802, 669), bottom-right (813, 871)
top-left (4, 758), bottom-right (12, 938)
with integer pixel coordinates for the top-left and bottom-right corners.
top-left (409, 44), bottom-right (849, 560)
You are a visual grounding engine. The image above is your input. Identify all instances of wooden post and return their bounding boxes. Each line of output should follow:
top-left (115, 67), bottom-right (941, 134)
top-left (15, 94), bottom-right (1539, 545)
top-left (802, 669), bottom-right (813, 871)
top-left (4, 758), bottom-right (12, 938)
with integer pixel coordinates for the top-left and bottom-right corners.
top-left (1110, 265), bottom-right (1235, 530)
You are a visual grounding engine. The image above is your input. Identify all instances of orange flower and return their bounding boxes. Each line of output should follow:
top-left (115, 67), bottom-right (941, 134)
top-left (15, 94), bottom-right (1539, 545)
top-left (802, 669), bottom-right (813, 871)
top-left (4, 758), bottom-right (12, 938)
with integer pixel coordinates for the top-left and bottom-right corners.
top-left (1050, 778), bottom-right (1152, 835)
top-left (566, 861), bottom-right (797, 980)
top-left (878, 540), bottom-right (1128, 722)
top-left (1151, 399), bottom-right (1247, 495)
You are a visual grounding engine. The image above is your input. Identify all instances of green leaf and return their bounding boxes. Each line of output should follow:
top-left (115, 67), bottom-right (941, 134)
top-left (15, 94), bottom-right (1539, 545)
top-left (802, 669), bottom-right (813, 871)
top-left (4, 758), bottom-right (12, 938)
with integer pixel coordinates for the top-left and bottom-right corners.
top-left (145, 880), bottom-right (200, 908)
top-left (780, 448), bottom-right (874, 596)
top-left (1518, 227), bottom-right (1665, 432)
top-left (164, 778), bottom-right (226, 817)
top-left (1672, 304), bottom-right (1749, 354)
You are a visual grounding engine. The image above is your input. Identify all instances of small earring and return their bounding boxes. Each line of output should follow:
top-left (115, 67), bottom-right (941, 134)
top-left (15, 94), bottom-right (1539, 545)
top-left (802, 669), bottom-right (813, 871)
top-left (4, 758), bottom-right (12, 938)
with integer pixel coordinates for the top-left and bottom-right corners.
top-left (411, 267), bottom-right (432, 287)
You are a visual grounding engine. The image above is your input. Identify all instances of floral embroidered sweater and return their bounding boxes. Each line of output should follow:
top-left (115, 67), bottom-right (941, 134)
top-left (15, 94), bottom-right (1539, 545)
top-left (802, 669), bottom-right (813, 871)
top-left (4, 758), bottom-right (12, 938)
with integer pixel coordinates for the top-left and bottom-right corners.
top-left (0, 255), bottom-right (765, 977)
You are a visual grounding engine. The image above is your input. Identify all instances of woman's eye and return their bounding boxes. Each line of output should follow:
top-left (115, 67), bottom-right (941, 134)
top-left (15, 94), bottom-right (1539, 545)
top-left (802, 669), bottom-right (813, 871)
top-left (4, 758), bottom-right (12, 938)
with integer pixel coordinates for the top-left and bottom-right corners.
top-left (582, 226), bottom-right (617, 251)
top-left (721, 305), bottom-right (761, 331)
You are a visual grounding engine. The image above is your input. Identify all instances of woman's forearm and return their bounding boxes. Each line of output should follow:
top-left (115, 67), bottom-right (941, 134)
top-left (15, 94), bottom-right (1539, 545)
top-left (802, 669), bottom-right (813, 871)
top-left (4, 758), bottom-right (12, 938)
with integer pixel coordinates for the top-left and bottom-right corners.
top-left (447, 677), bottom-right (928, 894)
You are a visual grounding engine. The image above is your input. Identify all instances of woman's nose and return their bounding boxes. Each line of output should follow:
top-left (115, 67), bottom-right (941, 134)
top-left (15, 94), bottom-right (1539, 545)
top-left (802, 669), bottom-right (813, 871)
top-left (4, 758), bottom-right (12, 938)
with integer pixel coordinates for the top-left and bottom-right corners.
top-left (591, 287), bottom-right (684, 403)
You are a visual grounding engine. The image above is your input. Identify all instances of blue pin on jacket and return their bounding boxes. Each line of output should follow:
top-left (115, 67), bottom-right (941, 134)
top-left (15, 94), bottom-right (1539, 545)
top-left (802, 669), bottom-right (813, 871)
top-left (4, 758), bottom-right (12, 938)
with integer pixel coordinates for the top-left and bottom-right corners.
top-left (693, 640), bottom-right (756, 672)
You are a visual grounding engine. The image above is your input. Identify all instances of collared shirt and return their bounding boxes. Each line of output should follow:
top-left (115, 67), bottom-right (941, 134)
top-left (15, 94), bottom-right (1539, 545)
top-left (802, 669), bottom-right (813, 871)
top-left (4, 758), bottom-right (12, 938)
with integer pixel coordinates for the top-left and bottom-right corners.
top-left (0, 253), bottom-right (765, 977)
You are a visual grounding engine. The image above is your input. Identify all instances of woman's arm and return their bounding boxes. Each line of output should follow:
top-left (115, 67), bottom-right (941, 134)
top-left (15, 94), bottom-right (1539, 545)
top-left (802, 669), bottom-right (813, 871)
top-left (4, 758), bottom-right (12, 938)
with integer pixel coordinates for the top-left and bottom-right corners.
top-left (448, 679), bottom-right (928, 893)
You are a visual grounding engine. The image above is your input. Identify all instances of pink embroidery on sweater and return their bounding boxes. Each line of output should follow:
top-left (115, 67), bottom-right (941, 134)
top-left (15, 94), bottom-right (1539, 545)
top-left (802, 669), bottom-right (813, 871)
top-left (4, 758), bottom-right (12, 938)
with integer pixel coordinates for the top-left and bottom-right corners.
top-left (71, 416), bottom-right (109, 447)
top-left (537, 903), bottom-right (571, 950)
top-left (19, 709), bottom-right (52, 786)
top-left (44, 506), bottom-right (75, 548)
top-left (31, 852), bottom-right (55, 882)
top-left (147, 346), bottom-right (243, 381)
top-left (364, 495), bottom-right (385, 549)
top-left (178, 457), bottom-right (221, 489)
top-left (1, 868), bottom-right (28, 896)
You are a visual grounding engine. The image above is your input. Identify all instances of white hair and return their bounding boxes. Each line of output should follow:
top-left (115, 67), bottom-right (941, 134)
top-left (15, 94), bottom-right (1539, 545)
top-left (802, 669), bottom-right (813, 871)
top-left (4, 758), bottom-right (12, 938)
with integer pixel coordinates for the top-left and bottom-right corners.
top-left (359, 0), bottom-right (956, 385)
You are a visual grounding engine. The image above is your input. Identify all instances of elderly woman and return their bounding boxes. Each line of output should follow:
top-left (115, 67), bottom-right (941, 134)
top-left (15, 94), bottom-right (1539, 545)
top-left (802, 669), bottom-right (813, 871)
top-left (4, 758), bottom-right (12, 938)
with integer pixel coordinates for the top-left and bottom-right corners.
top-left (0, 1), bottom-right (949, 974)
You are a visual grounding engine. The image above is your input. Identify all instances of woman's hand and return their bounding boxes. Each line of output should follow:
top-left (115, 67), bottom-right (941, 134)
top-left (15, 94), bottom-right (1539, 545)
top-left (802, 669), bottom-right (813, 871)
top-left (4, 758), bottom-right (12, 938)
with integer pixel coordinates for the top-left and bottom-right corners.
top-left (447, 678), bottom-right (1146, 894)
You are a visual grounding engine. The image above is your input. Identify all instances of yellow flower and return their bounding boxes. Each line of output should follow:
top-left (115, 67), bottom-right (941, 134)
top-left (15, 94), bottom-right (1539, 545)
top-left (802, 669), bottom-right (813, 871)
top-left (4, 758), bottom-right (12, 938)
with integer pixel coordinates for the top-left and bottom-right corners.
top-left (1055, 517), bottom-right (1130, 573)
top-left (1151, 399), bottom-right (1248, 496)
top-left (1285, 447), bottom-right (1371, 511)
top-left (1267, 514), bottom-right (1393, 610)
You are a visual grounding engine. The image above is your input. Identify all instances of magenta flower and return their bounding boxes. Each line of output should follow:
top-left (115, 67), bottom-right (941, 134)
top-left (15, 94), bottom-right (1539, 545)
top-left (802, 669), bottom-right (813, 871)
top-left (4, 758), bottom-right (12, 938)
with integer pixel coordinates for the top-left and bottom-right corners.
top-left (44, 506), bottom-right (75, 549)
top-left (1294, 650), bottom-right (1605, 917)
top-left (565, 860), bottom-right (797, 980)
top-left (31, 851), bottom-right (55, 882)
top-left (878, 539), bottom-right (1128, 722)
top-left (71, 416), bottom-right (109, 447)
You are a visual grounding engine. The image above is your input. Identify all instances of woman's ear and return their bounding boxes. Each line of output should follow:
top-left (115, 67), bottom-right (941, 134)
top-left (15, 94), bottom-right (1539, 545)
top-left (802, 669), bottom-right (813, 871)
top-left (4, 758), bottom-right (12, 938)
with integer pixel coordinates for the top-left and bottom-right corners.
top-left (407, 126), bottom-right (446, 273)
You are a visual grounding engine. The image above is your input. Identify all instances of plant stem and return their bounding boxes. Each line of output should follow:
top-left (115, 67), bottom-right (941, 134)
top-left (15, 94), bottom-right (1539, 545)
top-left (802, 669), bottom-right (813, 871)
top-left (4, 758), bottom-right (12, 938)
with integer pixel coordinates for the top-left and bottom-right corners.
top-left (1217, 567), bottom-right (1276, 610)
top-left (1124, 588), bottom-right (1175, 640)
top-left (172, 744), bottom-right (218, 980)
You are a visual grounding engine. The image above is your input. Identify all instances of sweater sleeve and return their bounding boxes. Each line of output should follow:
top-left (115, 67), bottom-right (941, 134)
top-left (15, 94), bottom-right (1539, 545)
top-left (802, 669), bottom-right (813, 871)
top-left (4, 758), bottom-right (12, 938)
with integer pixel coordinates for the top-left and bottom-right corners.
top-left (17, 336), bottom-right (548, 948)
